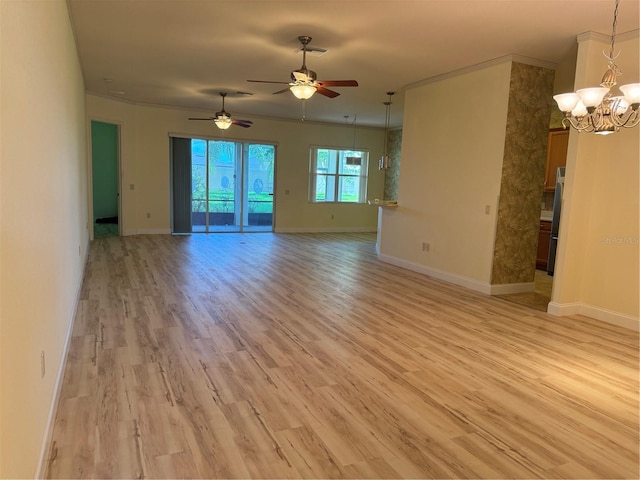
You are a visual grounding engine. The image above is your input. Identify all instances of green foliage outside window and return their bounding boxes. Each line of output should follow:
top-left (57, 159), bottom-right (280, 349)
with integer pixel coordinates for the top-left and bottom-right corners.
top-left (191, 140), bottom-right (274, 214)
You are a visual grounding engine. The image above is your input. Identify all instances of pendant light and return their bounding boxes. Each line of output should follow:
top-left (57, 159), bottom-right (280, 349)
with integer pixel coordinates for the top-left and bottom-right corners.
top-left (379, 92), bottom-right (395, 170)
top-left (344, 115), bottom-right (361, 165)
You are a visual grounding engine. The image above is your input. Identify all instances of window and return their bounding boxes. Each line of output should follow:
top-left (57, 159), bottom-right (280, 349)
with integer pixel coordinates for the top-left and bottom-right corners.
top-left (309, 147), bottom-right (369, 203)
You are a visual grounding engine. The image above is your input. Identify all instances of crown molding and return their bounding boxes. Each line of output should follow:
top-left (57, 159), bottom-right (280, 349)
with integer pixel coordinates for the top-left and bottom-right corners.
top-left (577, 28), bottom-right (640, 44)
top-left (405, 54), bottom-right (557, 91)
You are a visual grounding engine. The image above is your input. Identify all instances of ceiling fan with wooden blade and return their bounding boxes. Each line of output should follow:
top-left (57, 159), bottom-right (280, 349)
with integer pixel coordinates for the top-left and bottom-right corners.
top-left (247, 36), bottom-right (358, 99)
top-left (188, 92), bottom-right (253, 129)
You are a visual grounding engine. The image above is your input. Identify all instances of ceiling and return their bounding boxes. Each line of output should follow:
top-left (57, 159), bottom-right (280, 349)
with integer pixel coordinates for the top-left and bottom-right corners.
top-left (67, 0), bottom-right (639, 128)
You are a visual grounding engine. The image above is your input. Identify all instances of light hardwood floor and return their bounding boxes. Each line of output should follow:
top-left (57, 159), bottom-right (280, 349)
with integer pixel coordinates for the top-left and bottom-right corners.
top-left (45, 233), bottom-right (639, 479)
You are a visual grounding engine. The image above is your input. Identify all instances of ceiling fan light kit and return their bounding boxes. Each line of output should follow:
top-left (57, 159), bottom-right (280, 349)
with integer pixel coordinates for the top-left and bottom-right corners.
top-left (290, 83), bottom-right (317, 99)
top-left (553, 0), bottom-right (640, 135)
top-left (214, 116), bottom-right (233, 130)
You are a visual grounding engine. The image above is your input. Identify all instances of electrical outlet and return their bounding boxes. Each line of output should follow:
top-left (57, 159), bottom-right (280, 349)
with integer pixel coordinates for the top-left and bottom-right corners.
top-left (146, 212), bottom-right (151, 219)
top-left (41, 351), bottom-right (45, 378)
top-left (422, 242), bottom-right (430, 252)
top-left (331, 214), bottom-right (334, 220)
top-left (485, 205), bottom-right (491, 215)
top-left (130, 184), bottom-right (135, 190)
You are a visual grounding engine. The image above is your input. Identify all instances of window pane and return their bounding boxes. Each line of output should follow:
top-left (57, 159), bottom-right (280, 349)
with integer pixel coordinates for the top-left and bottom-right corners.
top-left (315, 174), bottom-right (336, 202)
top-left (338, 175), bottom-right (360, 202)
top-left (314, 175), bottom-right (326, 202)
top-left (339, 151), bottom-right (362, 175)
top-left (316, 149), bottom-right (337, 174)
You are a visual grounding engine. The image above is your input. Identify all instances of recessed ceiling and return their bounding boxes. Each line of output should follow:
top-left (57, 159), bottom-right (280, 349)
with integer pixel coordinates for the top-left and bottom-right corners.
top-left (68, 0), bottom-right (639, 128)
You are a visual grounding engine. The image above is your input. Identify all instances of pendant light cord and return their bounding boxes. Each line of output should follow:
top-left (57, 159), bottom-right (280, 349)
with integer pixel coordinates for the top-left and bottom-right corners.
top-left (604, 0), bottom-right (622, 79)
top-left (608, 0), bottom-right (619, 61)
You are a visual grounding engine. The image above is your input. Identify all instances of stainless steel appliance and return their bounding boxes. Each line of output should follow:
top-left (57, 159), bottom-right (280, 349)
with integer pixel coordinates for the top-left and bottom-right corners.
top-left (547, 166), bottom-right (565, 275)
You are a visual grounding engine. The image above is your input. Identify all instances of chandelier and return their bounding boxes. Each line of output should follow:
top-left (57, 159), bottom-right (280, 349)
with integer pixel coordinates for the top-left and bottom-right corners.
top-left (553, 0), bottom-right (640, 135)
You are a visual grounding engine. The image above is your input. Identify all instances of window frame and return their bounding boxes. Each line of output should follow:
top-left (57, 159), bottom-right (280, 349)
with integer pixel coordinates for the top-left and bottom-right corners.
top-left (308, 146), bottom-right (369, 203)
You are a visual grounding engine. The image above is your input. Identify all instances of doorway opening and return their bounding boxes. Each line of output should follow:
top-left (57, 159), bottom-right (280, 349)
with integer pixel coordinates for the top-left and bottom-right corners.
top-left (91, 121), bottom-right (120, 238)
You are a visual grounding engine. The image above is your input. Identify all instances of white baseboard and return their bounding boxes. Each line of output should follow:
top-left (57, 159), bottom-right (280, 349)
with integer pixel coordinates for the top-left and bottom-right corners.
top-left (548, 301), bottom-right (639, 331)
top-left (130, 227), bottom-right (377, 235)
top-left (274, 226), bottom-right (377, 234)
top-left (546, 301), bottom-right (581, 316)
top-left (135, 228), bottom-right (172, 235)
top-left (378, 253), bottom-right (493, 294)
top-left (35, 244), bottom-right (89, 478)
top-left (380, 252), bottom-right (639, 332)
top-left (489, 282), bottom-right (535, 295)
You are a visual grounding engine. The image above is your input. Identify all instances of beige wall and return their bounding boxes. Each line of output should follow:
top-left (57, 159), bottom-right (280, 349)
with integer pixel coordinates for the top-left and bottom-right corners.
top-left (549, 42), bottom-right (579, 129)
top-left (86, 95), bottom-right (386, 234)
top-left (378, 60), bottom-right (512, 291)
top-left (0, 1), bottom-right (88, 477)
top-left (550, 31), bottom-right (639, 328)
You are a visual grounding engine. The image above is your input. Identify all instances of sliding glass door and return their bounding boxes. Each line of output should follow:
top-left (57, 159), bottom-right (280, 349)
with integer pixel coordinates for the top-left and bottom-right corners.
top-left (187, 138), bottom-right (274, 233)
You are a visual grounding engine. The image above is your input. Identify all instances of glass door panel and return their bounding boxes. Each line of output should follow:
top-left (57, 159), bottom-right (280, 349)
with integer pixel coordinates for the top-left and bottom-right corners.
top-left (191, 139), bottom-right (207, 232)
top-left (245, 144), bottom-right (274, 231)
top-left (209, 140), bottom-right (238, 231)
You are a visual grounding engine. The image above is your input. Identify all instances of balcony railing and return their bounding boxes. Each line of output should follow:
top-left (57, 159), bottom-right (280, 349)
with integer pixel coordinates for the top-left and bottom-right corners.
top-left (191, 198), bottom-right (273, 227)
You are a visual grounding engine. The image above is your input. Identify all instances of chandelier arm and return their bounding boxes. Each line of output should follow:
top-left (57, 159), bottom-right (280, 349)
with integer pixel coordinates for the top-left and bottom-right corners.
top-left (565, 115), bottom-right (595, 133)
top-left (611, 108), bottom-right (640, 128)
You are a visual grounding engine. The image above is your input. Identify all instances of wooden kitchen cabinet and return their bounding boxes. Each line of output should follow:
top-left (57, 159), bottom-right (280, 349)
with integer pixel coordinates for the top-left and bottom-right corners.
top-left (544, 129), bottom-right (569, 191)
top-left (536, 220), bottom-right (552, 270)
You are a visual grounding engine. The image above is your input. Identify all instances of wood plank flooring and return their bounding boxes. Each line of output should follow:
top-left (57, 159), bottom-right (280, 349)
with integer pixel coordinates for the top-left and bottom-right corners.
top-left (45, 233), bottom-right (639, 479)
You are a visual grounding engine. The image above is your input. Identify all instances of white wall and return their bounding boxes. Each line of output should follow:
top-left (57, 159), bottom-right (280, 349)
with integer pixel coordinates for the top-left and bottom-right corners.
top-left (0, 1), bottom-right (88, 477)
top-left (550, 31), bottom-right (639, 329)
top-left (378, 60), bottom-right (512, 292)
top-left (86, 95), bottom-right (386, 235)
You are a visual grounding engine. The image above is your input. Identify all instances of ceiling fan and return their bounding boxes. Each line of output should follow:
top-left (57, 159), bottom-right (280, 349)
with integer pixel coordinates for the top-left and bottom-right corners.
top-left (248, 36), bottom-right (358, 100)
top-left (188, 92), bottom-right (253, 129)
